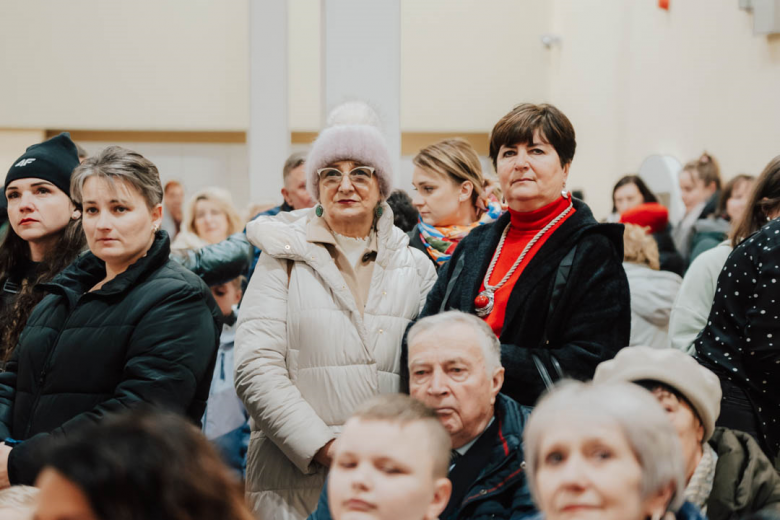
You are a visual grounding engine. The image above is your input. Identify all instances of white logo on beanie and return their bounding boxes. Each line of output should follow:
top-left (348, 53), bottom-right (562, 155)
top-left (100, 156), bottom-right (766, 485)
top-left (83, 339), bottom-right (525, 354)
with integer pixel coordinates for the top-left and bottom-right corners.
top-left (14, 158), bottom-right (36, 167)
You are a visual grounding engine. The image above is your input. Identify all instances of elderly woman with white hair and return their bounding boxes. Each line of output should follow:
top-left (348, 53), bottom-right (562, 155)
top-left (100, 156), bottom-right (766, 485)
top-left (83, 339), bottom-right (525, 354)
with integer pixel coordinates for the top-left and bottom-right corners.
top-left (523, 381), bottom-right (706, 520)
top-left (234, 102), bottom-right (437, 520)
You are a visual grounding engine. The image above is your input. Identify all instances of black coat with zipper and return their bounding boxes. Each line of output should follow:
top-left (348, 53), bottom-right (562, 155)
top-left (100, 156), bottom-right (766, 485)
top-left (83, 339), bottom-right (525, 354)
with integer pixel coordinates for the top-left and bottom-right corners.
top-left (0, 231), bottom-right (221, 484)
top-left (406, 198), bottom-right (630, 407)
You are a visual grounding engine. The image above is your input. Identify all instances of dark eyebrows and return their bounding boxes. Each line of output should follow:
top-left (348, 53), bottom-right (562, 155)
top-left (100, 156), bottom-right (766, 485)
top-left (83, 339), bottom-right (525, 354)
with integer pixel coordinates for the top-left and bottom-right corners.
top-left (83, 199), bottom-right (130, 205)
top-left (5, 180), bottom-right (55, 191)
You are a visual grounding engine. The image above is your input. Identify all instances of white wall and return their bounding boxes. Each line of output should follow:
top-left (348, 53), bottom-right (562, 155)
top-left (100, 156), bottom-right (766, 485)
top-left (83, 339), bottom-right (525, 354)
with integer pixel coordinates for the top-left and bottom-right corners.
top-left (550, 0), bottom-right (780, 218)
top-left (401, 0), bottom-right (552, 131)
top-left (0, 0), bottom-right (249, 131)
top-left (0, 130), bottom-right (47, 179)
top-left (78, 141), bottom-right (250, 211)
top-left (4, 1), bottom-right (780, 219)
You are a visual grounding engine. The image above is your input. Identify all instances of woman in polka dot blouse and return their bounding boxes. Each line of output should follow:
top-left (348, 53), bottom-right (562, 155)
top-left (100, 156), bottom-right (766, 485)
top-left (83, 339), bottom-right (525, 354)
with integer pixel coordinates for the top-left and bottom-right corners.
top-left (695, 155), bottom-right (780, 462)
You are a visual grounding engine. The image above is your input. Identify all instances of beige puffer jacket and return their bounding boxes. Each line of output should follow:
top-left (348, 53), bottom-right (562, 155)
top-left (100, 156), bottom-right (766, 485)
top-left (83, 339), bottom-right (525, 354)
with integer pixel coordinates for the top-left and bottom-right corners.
top-left (234, 204), bottom-right (437, 520)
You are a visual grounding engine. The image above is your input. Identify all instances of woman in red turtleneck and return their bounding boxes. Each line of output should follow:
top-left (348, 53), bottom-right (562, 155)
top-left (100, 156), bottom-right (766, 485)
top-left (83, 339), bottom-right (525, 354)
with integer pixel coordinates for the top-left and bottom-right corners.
top-left (405, 103), bottom-right (631, 407)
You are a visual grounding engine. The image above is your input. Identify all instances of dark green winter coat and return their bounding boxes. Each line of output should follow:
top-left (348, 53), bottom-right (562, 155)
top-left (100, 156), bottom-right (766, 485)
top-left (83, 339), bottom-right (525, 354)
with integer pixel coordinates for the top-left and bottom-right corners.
top-left (707, 427), bottom-right (780, 520)
top-left (0, 232), bottom-right (221, 485)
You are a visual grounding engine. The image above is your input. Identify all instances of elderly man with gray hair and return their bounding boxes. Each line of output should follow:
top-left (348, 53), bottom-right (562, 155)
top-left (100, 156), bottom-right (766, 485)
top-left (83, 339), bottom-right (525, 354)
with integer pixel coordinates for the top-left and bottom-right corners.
top-left (594, 346), bottom-right (780, 520)
top-left (308, 310), bottom-right (536, 520)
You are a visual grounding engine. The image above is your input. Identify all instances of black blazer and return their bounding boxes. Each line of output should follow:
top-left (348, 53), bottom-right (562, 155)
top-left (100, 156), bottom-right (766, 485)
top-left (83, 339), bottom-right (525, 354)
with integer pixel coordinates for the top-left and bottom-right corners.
top-left (405, 199), bottom-right (631, 407)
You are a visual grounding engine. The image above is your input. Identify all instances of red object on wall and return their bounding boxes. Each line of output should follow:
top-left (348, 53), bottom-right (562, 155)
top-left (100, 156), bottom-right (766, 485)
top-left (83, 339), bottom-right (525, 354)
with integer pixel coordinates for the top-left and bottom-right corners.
top-left (659, 0), bottom-right (670, 9)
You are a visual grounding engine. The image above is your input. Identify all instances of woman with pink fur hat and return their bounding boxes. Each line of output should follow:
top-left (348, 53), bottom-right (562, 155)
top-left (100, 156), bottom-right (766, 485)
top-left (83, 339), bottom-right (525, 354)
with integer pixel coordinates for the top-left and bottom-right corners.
top-left (234, 102), bottom-right (437, 520)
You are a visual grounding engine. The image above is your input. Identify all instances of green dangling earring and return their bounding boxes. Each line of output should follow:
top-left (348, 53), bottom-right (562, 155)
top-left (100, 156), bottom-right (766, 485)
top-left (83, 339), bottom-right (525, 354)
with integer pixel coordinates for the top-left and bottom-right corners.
top-left (315, 204), bottom-right (324, 217)
top-left (375, 205), bottom-right (383, 218)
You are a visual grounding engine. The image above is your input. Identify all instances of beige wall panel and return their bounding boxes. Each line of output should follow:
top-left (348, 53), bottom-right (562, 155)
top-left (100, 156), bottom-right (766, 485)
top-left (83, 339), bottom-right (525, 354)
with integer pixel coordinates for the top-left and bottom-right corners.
top-left (0, 0), bottom-right (249, 131)
top-left (0, 130), bottom-right (47, 177)
top-left (289, 0), bottom-right (322, 131)
top-left (550, 0), bottom-right (780, 218)
top-left (401, 0), bottom-right (553, 133)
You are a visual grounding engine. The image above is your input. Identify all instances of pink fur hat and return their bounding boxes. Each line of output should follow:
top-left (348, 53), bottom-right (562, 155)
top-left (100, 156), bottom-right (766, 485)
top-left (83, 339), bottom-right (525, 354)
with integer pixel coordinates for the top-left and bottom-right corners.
top-left (306, 101), bottom-right (394, 201)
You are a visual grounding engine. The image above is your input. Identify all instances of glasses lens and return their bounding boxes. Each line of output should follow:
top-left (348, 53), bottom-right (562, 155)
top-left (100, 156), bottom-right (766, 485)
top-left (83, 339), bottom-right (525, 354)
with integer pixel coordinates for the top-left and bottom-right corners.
top-left (320, 169), bottom-right (343, 185)
top-left (350, 167), bottom-right (373, 186)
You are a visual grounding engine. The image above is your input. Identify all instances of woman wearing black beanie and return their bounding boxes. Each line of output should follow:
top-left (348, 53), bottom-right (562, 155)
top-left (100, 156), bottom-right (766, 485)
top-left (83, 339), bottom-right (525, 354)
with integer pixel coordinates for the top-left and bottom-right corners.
top-left (0, 133), bottom-right (85, 362)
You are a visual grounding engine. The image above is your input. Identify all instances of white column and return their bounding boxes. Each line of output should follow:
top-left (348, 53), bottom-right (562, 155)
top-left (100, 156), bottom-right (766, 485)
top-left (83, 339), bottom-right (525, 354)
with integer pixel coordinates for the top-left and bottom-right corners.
top-left (321, 0), bottom-right (401, 180)
top-left (248, 0), bottom-right (289, 205)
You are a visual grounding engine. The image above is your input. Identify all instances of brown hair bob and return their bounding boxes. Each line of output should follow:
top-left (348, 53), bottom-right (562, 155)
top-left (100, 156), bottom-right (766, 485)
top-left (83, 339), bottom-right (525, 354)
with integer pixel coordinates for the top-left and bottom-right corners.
top-left (489, 103), bottom-right (576, 170)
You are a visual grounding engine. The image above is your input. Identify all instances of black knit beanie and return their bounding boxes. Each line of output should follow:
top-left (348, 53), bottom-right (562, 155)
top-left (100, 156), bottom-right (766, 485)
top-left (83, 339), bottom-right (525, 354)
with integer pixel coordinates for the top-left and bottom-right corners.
top-left (4, 132), bottom-right (80, 196)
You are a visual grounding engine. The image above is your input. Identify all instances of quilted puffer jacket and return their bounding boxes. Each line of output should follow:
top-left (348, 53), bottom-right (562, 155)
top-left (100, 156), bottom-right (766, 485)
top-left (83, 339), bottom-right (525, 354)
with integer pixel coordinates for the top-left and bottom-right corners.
top-left (0, 231), bottom-right (221, 485)
top-left (234, 203), bottom-right (437, 520)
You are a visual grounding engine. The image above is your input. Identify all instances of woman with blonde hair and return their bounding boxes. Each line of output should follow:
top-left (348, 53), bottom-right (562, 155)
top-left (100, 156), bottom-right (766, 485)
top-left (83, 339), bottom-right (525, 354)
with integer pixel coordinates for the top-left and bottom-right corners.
top-left (673, 153), bottom-right (722, 261)
top-left (410, 138), bottom-right (502, 269)
top-left (622, 223), bottom-right (682, 348)
top-left (173, 187), bottom-right (244, 249)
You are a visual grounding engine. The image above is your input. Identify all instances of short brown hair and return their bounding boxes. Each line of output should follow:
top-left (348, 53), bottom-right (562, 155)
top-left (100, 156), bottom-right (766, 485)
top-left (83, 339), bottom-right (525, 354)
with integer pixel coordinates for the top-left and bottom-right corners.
top-left (283, 151), bottom-right (307, 185)
top-left (351, 394), bottom-right (451, 478)
top-left (71, 146), bottom-right (163, 210)
top-left (489, 103), bottom-right (576, 169)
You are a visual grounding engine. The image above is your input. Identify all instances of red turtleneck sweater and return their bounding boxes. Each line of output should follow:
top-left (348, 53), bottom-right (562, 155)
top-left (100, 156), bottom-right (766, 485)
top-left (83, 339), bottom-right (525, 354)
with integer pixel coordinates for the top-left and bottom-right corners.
top-left (481, 196), bottom-right (575, 336)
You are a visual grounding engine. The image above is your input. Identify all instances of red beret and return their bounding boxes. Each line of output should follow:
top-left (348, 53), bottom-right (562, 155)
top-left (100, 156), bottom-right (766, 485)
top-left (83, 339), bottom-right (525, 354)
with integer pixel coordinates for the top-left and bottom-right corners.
top-left (619, 202), bottom-right (669, 235)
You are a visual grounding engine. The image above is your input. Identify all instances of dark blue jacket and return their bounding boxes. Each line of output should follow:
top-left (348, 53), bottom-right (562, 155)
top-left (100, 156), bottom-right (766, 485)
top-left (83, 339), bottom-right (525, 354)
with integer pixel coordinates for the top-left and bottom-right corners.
top-left (245, 201), bottom-right (292, 282)
top-left (307, 393), bottom-right (536, 520)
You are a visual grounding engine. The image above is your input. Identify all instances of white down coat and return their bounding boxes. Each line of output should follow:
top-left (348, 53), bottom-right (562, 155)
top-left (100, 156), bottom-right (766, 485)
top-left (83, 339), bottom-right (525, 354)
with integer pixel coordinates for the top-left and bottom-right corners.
top-left (234, 205), bottom-right (437, 520)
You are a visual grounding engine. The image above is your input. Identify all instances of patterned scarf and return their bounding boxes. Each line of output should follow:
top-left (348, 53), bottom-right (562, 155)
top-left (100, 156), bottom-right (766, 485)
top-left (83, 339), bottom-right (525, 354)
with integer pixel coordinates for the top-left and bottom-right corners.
top-left (417, 200), bottom-right (503, 266)
top-left (684, 443), bottom-right (718, 513)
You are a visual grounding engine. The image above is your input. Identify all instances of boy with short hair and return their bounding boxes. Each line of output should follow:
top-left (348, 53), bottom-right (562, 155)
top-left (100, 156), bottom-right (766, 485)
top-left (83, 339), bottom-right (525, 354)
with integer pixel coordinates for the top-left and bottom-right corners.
top-left (327, 394), bottom-right (452, 520)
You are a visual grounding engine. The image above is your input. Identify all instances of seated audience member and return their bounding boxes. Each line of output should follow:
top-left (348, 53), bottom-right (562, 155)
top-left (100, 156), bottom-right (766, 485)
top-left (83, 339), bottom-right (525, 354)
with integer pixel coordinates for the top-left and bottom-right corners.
top-left (594, 346), bottom-right (780, 520)
top-left (0, 486), bottom-right (38, 520)
top-left (524, 380), bottom-right (705, 520)
top-left (1, 133), bottom-right (85, 362)
top-left (689, 174), bottom-right (754, 262)
top-left (692, 155), bottom-right (780, 460)
top-left (0, 146), bottom-right (221, 486)
top-left (669, 158), bottom-right (778, 355)
top-left (34, 409), bottom-right (254, 520)
top-left (203, 276), bottom-right (250, 476)
top-left (327, 394), bottom-right (452, 520)
top-left (622, 223), bottom-right (682, 348)
top-left (161, 179), bottom-right (185, 240)
top-left (620, 199), bottom-right (685, 276)
top-left (310, 310), bottom-right (535, 520)
top-left (386, 189), bottom-right (418, 232)
top-left (173, 186), bottom-right (244, 249)
top-left (673, 153), bottom-right (722, 262)
top-left (245, 151), bottom-right (314, 281)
